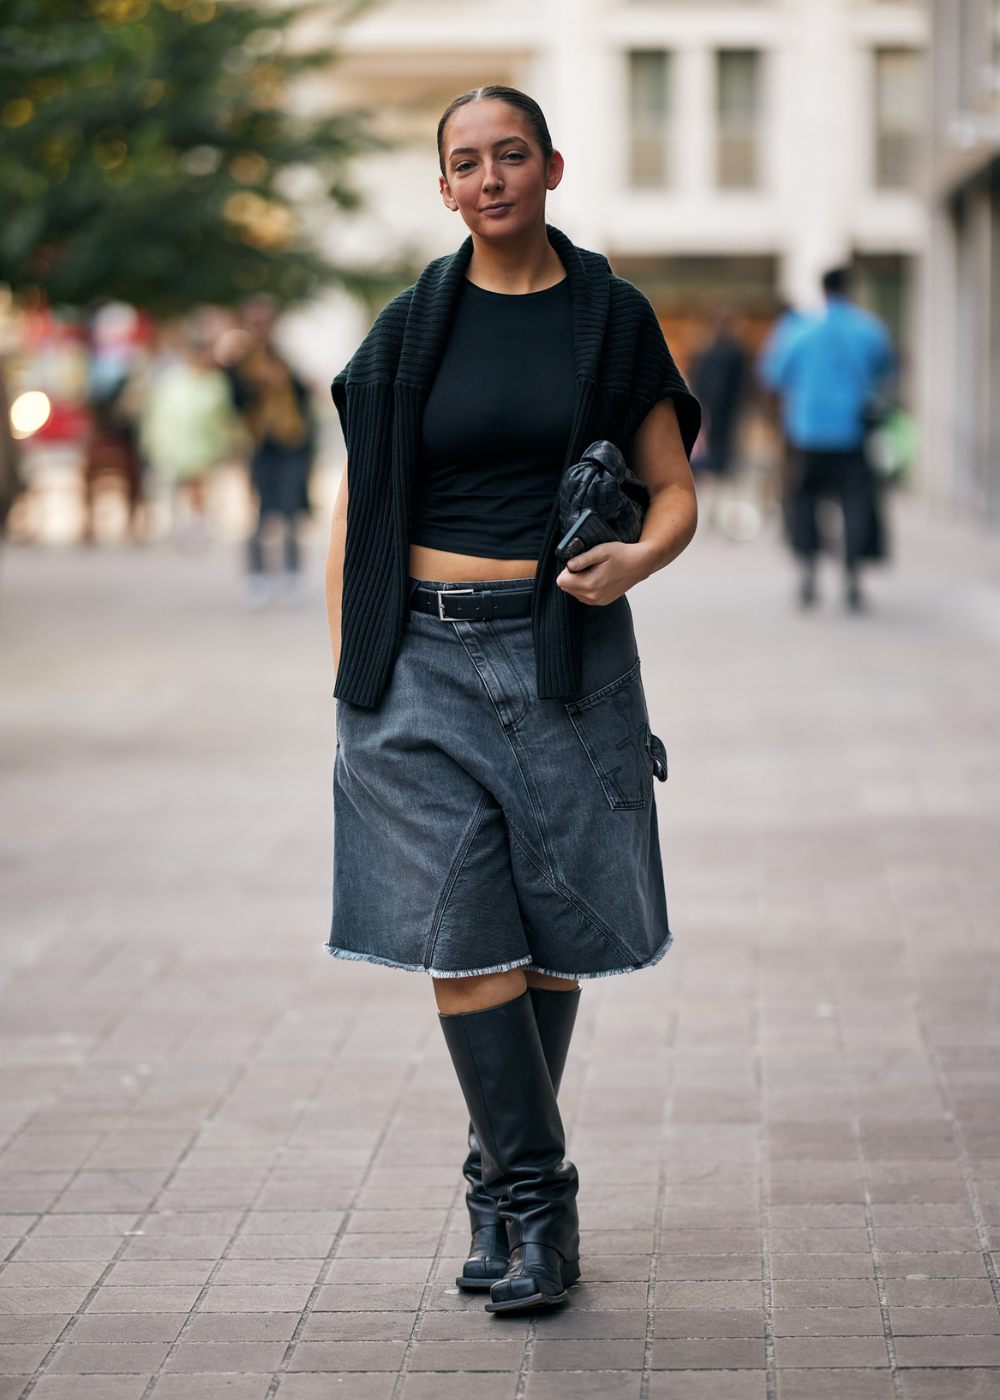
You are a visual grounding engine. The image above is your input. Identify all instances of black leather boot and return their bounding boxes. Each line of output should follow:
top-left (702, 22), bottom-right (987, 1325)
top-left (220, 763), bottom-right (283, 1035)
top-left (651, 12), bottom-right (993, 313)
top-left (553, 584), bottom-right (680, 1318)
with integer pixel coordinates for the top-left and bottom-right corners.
top-left (440, 991), bottom-right (580, 1313)
top-left (456, 988), bottom-right (580, 1290)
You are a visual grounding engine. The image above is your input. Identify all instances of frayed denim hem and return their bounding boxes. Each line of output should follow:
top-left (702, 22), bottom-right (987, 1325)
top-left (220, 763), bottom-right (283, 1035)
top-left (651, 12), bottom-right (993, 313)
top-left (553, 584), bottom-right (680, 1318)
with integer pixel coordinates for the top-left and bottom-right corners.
top-left (324, 944), bottom-right (534, 979)
top-left (527, 931), bottom-right (673, 981)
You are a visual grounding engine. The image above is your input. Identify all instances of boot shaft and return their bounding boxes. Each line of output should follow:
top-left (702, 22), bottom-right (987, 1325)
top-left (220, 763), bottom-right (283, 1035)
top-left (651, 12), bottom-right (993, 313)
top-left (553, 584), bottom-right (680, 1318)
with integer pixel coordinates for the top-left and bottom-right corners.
top-left (440, 991), bottom-right (579, 1261)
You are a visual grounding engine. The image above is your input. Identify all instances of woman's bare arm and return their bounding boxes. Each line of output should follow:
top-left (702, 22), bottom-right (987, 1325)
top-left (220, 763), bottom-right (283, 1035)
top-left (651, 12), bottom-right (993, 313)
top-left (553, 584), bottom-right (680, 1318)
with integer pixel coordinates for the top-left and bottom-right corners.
top-left (556, 398), bottom-right (697, 607)
top-left (325, 467), bottom-right (348, 677)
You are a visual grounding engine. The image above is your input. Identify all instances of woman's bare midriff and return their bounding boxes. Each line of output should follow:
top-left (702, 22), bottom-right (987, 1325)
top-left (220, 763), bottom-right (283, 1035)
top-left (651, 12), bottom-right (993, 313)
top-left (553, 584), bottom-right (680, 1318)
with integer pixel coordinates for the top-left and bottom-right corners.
top-left (410, 544), bottom-right (538, 582)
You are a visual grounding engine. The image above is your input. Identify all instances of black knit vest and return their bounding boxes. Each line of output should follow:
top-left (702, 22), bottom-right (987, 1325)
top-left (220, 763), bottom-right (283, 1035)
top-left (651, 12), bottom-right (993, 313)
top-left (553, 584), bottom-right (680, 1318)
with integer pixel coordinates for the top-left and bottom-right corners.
top-left (331, 227), bottom-right (700, 709)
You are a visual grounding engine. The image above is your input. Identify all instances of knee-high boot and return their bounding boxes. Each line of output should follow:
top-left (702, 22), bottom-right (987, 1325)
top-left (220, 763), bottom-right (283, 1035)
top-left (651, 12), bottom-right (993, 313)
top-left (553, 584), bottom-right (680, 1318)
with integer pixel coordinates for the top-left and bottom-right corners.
top-left (440, 991), bottom-right (580, 1313)
top-left (456, 988), bottom-right (580, 1290)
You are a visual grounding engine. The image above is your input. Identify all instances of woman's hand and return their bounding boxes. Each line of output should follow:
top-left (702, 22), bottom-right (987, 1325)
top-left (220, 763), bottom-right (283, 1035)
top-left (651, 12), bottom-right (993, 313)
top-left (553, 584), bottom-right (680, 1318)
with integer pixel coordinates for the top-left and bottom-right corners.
top-left (556, 398), bottom-right (697, 607)
top-left (556, 540), bottom-right (654, 606)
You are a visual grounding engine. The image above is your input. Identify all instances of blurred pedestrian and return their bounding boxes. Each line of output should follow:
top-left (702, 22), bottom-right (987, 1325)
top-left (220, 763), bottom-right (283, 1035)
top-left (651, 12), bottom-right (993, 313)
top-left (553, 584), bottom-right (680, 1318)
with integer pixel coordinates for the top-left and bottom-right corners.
top-left (0, 360), bottom-right (21, 537)
top-left (690, 313), bottom-right (747, 480)
top-left (228, 296), bottom-right (314, 607)
top-left (140, 329), bottom-right (237, 549)
top-left (83, 303), bottom-right (146, 543)
top-left (759, 267), bottom-right (894, 610)
top-left (326, 85), bottom-right (699, 1316)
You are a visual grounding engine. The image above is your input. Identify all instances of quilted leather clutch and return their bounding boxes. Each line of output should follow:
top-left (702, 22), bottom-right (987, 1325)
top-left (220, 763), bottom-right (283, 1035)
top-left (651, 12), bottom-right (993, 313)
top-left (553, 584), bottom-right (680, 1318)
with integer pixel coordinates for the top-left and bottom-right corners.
top-left (555, 440), bottom-right (650, 562)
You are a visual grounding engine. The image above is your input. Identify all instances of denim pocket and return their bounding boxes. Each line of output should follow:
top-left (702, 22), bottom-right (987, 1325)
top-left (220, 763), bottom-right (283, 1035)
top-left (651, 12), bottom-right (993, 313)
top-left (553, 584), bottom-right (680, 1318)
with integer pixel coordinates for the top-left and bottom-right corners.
top-left (566, 660), bottom-right (658, 811)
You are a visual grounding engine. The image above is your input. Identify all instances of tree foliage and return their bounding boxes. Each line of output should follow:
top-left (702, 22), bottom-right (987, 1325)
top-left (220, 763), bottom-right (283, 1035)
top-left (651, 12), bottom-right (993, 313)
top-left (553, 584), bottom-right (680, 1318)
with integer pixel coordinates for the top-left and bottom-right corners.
top-left (0, 0), bottom-right (381, 313)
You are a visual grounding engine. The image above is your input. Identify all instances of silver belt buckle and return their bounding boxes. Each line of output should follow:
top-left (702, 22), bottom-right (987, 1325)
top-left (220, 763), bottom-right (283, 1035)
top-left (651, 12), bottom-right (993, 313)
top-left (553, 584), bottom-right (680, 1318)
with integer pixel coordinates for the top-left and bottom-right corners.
top-left (436, 587), bottom-right (476, 621)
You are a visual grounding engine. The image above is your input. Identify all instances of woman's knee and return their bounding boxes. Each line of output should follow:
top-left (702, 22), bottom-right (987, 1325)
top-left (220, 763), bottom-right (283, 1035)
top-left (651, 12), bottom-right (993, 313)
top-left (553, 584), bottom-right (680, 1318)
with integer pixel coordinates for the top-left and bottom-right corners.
top-left (525, 971), bottom-right (580, 993)
top-left (433, 967), bottom-right (527, 1016)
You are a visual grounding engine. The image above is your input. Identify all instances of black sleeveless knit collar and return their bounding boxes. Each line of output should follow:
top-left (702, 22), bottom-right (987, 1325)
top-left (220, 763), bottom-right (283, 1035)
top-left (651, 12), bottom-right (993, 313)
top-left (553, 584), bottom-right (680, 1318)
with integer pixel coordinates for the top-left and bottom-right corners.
top-left (332, 226), bottom-right (700, 709)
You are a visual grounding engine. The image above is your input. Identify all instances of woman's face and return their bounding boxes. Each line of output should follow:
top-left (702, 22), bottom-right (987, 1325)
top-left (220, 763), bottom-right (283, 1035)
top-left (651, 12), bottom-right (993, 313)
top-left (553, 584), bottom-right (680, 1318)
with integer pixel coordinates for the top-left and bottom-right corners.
top-left (439, 100), bottom-right (563, 240)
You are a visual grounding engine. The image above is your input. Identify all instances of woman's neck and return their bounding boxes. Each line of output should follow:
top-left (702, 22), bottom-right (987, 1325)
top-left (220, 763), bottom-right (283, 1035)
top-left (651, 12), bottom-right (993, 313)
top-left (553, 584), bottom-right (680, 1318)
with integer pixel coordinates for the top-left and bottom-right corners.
top-left (465, 221), bottom-right (565, 296)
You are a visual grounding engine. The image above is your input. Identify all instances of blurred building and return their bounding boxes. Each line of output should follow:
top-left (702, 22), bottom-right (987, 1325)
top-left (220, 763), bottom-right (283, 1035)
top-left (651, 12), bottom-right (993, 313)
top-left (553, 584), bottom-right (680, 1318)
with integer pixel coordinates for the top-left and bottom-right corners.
top-left (925, 0), bottom-right (1000, 522)
top-left (316, 0), bottom-right (927, 383)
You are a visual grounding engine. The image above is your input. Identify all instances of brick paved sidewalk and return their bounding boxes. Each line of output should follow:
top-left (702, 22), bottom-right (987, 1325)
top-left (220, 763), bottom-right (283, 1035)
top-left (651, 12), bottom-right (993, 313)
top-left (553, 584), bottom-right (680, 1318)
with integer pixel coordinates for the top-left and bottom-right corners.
top-left (1, 506), bottom-right (999, 1400)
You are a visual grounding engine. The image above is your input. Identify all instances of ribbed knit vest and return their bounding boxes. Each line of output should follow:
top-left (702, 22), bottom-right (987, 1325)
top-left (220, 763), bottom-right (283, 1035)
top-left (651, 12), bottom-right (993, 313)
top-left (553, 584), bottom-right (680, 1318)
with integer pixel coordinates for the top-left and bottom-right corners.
top-left (332, 226), bottom-right (700, 709)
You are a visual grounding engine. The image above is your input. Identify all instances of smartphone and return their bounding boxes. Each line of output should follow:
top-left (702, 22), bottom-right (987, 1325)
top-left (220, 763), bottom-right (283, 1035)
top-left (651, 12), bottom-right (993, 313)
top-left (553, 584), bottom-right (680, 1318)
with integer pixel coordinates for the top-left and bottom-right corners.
top-left (555, 509), bottom-right (618, 564)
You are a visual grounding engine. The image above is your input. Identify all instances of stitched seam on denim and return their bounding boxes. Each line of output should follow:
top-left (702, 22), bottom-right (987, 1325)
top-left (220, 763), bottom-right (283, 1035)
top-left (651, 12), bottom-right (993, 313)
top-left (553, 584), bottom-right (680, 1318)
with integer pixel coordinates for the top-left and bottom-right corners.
top-left (454, 620), bottom-right (530, 731)
top-left (489, 624), bottom-right (532, 734)
top-left (453, 622), bottom-right (556, 871)
top-left (564, 657), bottom-right (641, 714)
top-left (423, 789), bottom-right (493, 971)
top-left (507, 819), bottom-right (640, 967)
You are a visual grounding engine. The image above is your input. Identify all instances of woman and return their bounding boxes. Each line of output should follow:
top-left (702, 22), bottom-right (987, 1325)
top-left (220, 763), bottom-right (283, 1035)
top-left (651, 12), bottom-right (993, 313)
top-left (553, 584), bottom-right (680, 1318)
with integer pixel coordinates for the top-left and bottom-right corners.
top-left (325, 86), bottom-right (700, 1314)
top-left (229, 295), bottom-right (315, 606)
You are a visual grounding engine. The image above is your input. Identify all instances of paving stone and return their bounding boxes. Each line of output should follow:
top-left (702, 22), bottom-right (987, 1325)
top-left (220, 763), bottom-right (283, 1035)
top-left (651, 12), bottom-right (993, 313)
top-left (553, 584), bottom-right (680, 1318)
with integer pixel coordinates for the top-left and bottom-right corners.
top-left (647, 1373), bottom-right (766, 1399)
top-left (889, 1307), bottom-right (1000, 1337)
top-left (525, 1373), bottom-right (642, 1399)
top-left (299, 1312), bottom-right (415, 1342)
top-left (900, 1372), bottom-right (1000, 1398)
top-left (655, 1309), bottom-right (765, 1338)
top-left (776, 1373), bottom-right (896, 1399)
top-left (401, 1376), bottom-right (517, 1400)
top-left (651, 1338), bottom-right (765, 1369)
top-left (773, 1336), bottom-right (890, 1367)
top-left (275, 1377), bottom-right (396, 1399)
top-left (407, 1339), bottom-right (526, 1370)
top-left (85, 1287), bottom-right (203, 1313)
top-left (771, 1280), bottom-right (880, 1309)
top-left (70, 1315), bottom-right (187, 1343)
top-left (0, 1289), bottom-right (91, 1314)
top-left (416, 1312), bottom-right (529, 1341)
top-left (771, 1254), bottom-right (875, 1279)
top-left (46, 1342), bottom-right (172, 1372)
top-left (0, 1343), bottom-right (50, 1374)
top-left (314, 1284), bottom-right (425, 1312)
top-left (30, 1379), bottom-right (152, 1399)
top-left (182, 1312), bottom-right (300, 1342)
top-left (151, 1379), bottom-right (272, 1400)
top-left (122, 1236), bottom-right (232, 1261)
top-left (529, 1309), bottom-right (647, 1339)
top-left (530, 1338), bottom-right (646, 1370)
top-left (895, 1337), bottom-right (1000, 1367)
top-left (286, 1341), bottom-right (408, 1371)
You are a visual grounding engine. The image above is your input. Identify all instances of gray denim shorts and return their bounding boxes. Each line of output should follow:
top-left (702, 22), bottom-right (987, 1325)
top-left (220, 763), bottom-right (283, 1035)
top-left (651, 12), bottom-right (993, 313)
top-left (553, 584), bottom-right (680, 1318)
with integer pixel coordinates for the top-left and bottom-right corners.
top-left (327, 578), bottom-right (671, 980)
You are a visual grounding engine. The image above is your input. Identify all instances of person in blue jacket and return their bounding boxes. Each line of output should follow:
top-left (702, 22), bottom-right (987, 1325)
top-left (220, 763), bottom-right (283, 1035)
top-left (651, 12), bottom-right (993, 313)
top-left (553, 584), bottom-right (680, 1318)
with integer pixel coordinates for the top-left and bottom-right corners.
top-left (759, 267), bottom-right (894, 610)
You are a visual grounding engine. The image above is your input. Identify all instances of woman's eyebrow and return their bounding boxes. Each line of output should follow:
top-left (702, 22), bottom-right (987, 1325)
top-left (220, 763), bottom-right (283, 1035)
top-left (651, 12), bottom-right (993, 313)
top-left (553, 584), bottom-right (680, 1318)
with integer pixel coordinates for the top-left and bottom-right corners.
top-left (449, 136), bottom-right (529, 159)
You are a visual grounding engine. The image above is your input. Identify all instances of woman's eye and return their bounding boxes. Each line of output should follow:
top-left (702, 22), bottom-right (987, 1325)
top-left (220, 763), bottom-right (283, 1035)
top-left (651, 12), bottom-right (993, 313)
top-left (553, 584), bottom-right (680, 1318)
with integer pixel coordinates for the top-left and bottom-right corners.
top-left (455, 160), bottom-right (475, 173)
top-left (502, 151), bottom-right (525, 162)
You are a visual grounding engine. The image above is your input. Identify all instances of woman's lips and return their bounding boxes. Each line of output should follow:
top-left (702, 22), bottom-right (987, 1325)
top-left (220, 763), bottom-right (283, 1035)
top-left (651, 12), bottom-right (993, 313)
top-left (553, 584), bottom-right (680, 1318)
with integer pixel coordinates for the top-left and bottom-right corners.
top-left (481, 202), bottom-right (513, 216)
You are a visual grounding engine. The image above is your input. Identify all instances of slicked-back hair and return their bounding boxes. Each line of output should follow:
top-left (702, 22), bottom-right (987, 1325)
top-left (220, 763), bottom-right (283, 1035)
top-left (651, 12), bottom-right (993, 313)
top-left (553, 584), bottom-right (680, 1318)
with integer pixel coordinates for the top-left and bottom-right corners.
top-left (437, 85), bottom-right (554, 176)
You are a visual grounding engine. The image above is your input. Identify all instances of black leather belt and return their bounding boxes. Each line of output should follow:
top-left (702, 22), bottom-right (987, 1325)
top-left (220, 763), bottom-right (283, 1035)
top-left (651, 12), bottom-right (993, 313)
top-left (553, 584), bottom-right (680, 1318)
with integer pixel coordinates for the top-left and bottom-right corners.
top-left (410, 584), bottom-right (534, 622)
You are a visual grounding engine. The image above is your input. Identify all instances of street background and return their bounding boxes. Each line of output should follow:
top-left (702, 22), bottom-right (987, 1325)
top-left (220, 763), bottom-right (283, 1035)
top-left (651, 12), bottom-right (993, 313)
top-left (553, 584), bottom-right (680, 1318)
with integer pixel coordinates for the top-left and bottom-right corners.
top-left (4, 0), bottom-right (1000, 1394)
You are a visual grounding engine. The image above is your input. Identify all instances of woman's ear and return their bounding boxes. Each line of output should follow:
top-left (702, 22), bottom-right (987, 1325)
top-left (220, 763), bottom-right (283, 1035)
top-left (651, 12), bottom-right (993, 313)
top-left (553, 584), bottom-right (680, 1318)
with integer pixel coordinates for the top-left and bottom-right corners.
top-left (439, 175), bottom-right (459, 212)
top-left (545, 150), bottom-right (565, 192)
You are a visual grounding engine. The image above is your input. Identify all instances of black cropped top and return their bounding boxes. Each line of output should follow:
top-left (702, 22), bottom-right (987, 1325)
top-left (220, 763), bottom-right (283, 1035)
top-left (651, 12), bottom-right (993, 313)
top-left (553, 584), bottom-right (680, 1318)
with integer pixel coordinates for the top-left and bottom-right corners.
top-left (413, 277), bottom-right (576, 559)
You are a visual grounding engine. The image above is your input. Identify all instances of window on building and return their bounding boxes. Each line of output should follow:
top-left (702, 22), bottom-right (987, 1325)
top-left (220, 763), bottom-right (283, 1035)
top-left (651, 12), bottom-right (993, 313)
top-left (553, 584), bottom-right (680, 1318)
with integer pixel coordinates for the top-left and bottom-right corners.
top-left (629, 50), bottom-right (671, 188)
top-left (716, 50), bottom-right (761, 189)
top-left (874, 49), bottom-right (923, 188)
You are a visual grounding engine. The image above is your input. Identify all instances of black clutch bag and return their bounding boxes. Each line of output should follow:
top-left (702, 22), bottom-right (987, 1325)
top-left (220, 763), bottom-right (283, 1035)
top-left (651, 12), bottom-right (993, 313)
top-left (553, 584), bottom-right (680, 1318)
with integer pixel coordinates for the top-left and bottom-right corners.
top-left (555, 440), bottom-right (650, 563)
